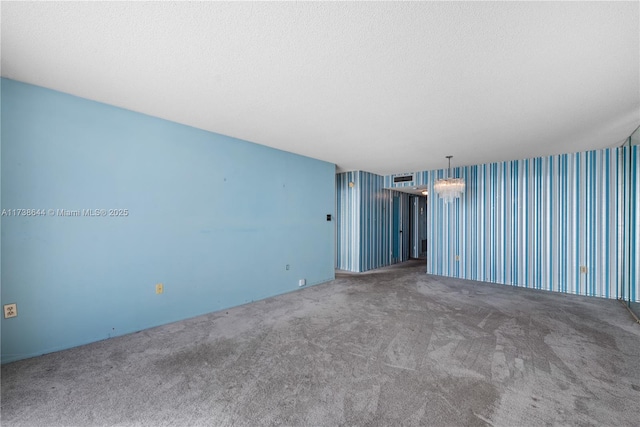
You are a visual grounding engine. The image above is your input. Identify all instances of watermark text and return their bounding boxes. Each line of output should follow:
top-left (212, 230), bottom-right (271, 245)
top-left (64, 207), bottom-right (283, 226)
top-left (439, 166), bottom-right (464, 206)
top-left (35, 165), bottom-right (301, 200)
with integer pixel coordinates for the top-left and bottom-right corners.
top-left (2, 208), bottom-right (129, 217)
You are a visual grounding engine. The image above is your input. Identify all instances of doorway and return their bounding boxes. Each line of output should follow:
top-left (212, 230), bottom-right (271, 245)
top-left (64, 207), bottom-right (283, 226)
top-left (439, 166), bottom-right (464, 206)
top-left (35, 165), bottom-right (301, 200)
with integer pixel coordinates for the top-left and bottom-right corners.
top-left (392, 194), bottom-right (401, 262)
top-left (409, 195), bottom-right (427, 259)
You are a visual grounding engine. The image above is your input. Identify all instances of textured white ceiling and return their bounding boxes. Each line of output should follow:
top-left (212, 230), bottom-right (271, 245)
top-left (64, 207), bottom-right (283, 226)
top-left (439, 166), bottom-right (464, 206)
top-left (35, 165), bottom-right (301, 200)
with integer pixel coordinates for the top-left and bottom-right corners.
top-left (2, 1), bottom-right (638, 175)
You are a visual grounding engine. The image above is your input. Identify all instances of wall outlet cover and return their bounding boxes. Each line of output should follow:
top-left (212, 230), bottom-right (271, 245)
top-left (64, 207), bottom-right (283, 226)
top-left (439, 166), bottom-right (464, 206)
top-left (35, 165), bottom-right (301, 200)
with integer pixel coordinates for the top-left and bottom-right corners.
top-left (299, 279), bottom-right (306, 287)
top-left (156, 283), bottom-right (164, 294)
top-left (4, 303), bottom-right (17, 319)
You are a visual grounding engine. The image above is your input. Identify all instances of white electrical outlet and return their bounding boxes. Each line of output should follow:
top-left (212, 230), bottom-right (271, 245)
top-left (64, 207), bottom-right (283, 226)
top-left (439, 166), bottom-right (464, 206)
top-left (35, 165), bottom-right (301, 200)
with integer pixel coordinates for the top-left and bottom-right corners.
top-left (4, 303), bottom-right (17, 319)
top-left (299, 279), bottom-right (306, 287)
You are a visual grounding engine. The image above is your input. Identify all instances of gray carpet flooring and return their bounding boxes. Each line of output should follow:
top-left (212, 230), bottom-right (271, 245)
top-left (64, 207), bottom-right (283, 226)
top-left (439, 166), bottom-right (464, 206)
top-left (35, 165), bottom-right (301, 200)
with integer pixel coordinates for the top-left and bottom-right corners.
top-left (2, 260), bottom-right (639, 426)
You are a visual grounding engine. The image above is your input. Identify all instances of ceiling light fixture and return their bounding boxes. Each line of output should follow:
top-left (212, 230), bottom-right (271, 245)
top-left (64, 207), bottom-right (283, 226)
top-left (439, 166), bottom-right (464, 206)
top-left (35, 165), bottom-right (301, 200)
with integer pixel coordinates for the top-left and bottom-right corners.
top-left (434, 156), bottom-right (465, 203)
top-left (421, 189), bottom-right (428, 196)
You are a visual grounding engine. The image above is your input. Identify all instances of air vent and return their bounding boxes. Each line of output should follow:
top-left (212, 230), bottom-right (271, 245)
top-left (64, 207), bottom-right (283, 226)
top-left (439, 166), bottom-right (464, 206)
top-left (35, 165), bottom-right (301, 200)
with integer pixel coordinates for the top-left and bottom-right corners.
top-left (393, 175), bottom-right (414, 183)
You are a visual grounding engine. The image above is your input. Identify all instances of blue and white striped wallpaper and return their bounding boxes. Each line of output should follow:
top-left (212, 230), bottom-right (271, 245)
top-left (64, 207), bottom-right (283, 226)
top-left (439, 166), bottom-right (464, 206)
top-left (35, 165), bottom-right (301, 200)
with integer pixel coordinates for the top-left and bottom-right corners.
top-left (336, 172), bottom-right (361, 272)
top-left (336, 171), bottom-right (410, 272)
top-left (384, 146), bottom-right (638, 302)
top-left (360, 171), bottom-right (393, 272)
top-left (384, 171), bottom-right (428, 189)
top-left (623, 145), bottom-right (639, 303)
top-left (340, 145), bottom-right (637, 302)
top-left (410, 196), bottom-right (427, 259)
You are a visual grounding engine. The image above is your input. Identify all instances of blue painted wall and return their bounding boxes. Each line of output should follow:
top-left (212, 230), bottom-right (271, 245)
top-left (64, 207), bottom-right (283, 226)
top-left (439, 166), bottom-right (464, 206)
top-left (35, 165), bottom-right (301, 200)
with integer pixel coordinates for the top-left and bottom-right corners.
top-left (0, 79), bottom-right (336, 363)
top-left (336, 171), bottom-right (409, 272)
top-left (386, 146), bottom-right (639, 303)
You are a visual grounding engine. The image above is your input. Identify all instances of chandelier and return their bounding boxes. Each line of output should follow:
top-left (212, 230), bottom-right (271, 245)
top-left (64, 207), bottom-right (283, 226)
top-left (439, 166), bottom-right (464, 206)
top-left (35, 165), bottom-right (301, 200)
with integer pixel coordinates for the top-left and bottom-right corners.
top-left (434, 156), bottom-right (465, 203)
